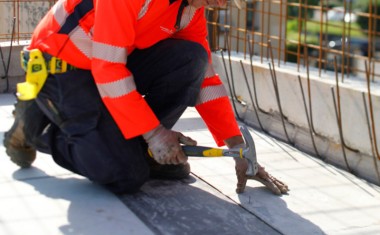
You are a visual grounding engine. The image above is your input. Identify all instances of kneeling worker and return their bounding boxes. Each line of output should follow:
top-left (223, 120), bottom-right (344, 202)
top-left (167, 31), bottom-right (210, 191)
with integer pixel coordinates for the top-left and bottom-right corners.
top-left (4, 0), bottom-right (288, 195)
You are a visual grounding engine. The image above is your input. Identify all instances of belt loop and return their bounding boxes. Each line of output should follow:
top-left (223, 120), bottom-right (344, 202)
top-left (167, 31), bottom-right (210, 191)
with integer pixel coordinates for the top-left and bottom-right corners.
top-left (61, 60), bottom-right (67, 73)
top-left (50, 57), bottom-right (56, 74)
top-left (20, 50), bottom-right (27, 71)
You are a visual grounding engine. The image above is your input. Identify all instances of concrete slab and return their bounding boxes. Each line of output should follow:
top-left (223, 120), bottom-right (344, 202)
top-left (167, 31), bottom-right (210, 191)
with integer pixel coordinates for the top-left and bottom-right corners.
top-left (121, 178), bottom-right (281, 235)
top-left (175, 108), bottom-right (380, 235)
top-left (0, 93), bottom-right (154, 235)
top-left (1, 92), bottom-right (380, 235)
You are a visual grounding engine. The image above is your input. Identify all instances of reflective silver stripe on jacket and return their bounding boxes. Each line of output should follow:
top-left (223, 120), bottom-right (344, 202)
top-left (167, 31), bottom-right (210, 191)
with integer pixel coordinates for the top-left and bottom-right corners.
top-left (204, 64), bottom-right (216, 79)
top-left (70, 26), bottom-right (93, 59)
top-left (52, 0), bottom-right (68, 27)
top-left (178, 6), bottom-right (197, 30)
top-left (52, 2), bottom-right (93, 59)
top-left (196, 84), bottom-right (228, 105)
top-left (97, 76), bottom-right (136, 99)
top-left (138, 0), bottom-right (152, 19)
top-left (93, 41), bottom-right (127, 63)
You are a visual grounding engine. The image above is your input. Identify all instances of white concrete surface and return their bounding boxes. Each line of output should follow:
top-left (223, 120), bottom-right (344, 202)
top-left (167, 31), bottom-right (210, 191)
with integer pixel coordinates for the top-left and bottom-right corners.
top-left (212, 52), bottom-right (380, 186)
top-left (176, 107), bottom-right (380, 235)
top-left (0, 93), bottom-right (154, 235)
top-left (1, 92), bottom-right (380, 235)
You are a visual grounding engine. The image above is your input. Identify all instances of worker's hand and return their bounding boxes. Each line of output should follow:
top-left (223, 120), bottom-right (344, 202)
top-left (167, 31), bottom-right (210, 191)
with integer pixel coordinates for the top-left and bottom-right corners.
top-left (235, 158), bottom-right (289, 195)
top-left (143, 125), bottom-right (197, 165)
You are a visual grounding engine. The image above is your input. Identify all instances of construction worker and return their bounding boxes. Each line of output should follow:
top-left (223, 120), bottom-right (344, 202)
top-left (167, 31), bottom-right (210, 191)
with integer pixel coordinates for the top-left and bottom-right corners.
top-left (4, 0), bottom-right (288, 195)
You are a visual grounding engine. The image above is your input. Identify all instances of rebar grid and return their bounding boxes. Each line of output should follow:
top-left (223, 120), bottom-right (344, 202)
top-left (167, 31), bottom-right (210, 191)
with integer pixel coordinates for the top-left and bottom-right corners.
top-left (1, 0), bottom-right (379, 179)
top-left (206, 0), bottom-right (380, 82)
top-left (2, 0), bottom-right (378, 81)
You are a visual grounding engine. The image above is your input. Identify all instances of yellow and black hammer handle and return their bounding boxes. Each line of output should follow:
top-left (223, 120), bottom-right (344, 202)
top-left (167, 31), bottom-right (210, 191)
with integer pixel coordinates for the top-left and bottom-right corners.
top-left (181, 145), bottom-right (244, 158)
top-left (149, 145), bottom-right (244, 158)
top-left (147, 125), bottom-right (258, 176)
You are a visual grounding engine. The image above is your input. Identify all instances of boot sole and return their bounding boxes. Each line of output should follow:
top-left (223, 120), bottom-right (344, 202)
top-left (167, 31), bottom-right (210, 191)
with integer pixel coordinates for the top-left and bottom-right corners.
top-left (5, 145), bottom-right (36, 168)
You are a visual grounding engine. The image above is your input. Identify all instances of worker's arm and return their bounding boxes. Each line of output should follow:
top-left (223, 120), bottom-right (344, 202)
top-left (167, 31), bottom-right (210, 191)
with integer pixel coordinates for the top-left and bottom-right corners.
top-left (173, 7), bottom-right (241, 146)
top-left (92, 0), bottom-right (160, 139)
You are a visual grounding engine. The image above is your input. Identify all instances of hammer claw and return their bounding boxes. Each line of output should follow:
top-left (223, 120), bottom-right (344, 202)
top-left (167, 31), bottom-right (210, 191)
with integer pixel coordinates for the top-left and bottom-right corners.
top-left (239, 125), bottom-right (259, 176)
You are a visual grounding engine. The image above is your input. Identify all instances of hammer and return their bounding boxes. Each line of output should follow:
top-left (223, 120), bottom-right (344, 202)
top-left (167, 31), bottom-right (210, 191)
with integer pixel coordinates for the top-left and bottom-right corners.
top-left (177, 125), bottom-right (259, 176)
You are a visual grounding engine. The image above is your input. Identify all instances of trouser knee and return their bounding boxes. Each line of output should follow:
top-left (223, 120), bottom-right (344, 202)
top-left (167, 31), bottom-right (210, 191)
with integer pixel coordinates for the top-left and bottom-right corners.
top-left (129, 39), bottom-right (209, 107)
top-left (161, 40), bottom-right (208, 105)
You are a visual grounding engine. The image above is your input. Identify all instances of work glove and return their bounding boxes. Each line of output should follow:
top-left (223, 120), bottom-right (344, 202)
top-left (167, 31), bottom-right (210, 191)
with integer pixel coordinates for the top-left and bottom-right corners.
top-left (233, 144), bottom-right (289, 195)
top-left (143, 124), bottom-right (197, 165)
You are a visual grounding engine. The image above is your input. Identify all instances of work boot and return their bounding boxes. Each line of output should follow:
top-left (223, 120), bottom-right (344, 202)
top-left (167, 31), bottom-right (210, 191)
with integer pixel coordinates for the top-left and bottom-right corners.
top-left (148, 157), bottom-right (191, 180)
top-left (3, 100), bottom-right (37, 168)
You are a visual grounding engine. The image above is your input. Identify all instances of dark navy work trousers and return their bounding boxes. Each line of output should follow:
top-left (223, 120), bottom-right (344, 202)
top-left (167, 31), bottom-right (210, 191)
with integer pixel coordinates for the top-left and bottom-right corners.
top-left (32, 39), bottom-right (208, 194)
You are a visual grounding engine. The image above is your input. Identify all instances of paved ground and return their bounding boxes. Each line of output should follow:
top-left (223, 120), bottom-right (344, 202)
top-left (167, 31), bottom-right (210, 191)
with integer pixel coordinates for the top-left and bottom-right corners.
top-left (1, 92), bottom-right (380, 235)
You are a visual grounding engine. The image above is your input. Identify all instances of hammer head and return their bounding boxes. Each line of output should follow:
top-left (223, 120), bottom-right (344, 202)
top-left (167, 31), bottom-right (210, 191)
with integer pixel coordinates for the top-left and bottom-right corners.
top-left (240, 125), bottom-right (259, 176)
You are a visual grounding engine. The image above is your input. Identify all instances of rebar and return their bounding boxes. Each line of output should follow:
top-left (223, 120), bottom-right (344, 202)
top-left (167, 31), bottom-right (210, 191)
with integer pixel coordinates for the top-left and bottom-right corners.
top-left (1, 17), bottom-right (16, 92)
top-left (364, 61), bottom-right (380, 161)
top-left (221, 50), bottom-right (242, 121)
top-left (239, 60), bottom-right (265, 132)
top-left (333, 56), bottom-right (360, 153)
top-left (362, 92), bottom-right (380, 183)
top-left (331, 87), bottom-right (352, 173)
top-left (268, 40), bottom-right (293, 145)
top-left (297, 75), bottom-right (321, 159)
top-left (247, 35), bottom-right (269, 116)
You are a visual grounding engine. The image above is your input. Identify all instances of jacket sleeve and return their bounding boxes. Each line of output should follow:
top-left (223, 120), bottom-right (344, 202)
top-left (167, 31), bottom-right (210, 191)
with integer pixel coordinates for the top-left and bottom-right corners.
top-left (92, 0), bottom-right (160, 139)
top-left (173, 7), bottom-right (241, 146)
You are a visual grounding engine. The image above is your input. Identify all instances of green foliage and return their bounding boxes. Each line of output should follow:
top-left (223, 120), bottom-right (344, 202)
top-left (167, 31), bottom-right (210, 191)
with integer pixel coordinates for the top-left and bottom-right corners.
top-left (353, 0), bottom-right (380, 11)
top-left (355, 0), bottom-right (380, 32)
top-left (285, 19), bottom-right (366, 63)
top-left (287, 0), bottom-right (321, 18)
top-left (286, 19), bottom-right (365, 40)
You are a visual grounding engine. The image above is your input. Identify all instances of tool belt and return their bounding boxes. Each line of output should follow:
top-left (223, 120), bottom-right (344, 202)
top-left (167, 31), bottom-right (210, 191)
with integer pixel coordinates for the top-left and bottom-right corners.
top-left (18, 48), bottom-right (76, 101)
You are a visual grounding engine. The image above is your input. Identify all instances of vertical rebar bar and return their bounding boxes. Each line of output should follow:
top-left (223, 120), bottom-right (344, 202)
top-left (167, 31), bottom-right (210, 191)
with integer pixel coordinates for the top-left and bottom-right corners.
top-left (318, 0), bottom-right (324, 77)
top-left (260, 0), bottom-right (265, 63)
top-left (331, 87), bottom-right (352, 173)
top-left (362, 92), bottom-right (380, 183)
top-left (278, 0), bottom-right (284, 66)
top-left (297, 0), bottom-right (302, 72)
top-left (298, 75), bottom-right (321, 158)
top-left (333, 56), bottom-right (360, 153)
top-left (268, 40), bottom-right (293, 144)
top-left (221, 50), bottom-right (242, 121)
top-left (248, 35), bottom-right (269, 116)
top-left (304, 48), bottom-right (318, 135)
top-left (365, 61), bottom-right (380, 161)
top-left (341, 0), bottom-right (347, 81)
top-left (240, 60), bottom-right (265, 132)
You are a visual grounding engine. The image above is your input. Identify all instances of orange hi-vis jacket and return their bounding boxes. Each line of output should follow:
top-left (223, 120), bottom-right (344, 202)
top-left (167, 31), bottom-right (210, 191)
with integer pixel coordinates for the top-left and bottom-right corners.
top-left (29, 0), bottom-right (241, 146)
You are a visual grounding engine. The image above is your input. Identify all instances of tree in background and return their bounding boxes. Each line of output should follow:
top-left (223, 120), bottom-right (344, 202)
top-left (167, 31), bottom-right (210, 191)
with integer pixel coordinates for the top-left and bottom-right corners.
top-left (355, 0), bottom-right (380, 33)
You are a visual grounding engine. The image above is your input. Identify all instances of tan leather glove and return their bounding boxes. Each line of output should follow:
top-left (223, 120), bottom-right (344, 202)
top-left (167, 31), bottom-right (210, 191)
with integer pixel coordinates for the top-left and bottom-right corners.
top-left (235, 157), bottom-right (289, 195)
top-left (143, 125), bottom-right (197, 164)
top-left (226, 136), bottom-right (289, 195)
